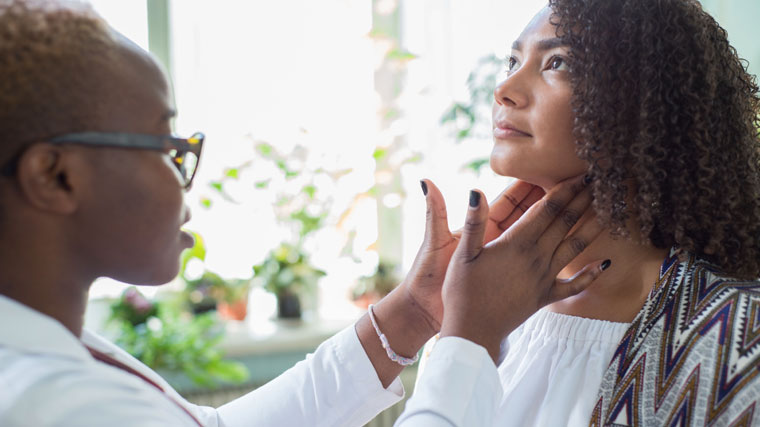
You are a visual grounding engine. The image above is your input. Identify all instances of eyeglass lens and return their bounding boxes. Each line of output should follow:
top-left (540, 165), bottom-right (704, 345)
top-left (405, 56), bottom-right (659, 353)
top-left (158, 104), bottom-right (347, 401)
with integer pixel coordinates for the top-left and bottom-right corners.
top-left (169, 149), bottom-right (198, 186)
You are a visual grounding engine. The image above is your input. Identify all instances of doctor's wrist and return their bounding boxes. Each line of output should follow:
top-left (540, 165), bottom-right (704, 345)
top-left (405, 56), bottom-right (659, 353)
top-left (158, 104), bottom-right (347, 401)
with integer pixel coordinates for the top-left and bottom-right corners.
top-left (371, 287), bottom-right (437, 358)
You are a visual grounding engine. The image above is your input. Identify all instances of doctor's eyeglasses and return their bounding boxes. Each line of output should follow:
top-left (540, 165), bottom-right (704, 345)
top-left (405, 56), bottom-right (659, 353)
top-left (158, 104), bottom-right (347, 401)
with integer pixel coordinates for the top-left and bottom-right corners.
top-left (38, 132), bottom-right (205, 190)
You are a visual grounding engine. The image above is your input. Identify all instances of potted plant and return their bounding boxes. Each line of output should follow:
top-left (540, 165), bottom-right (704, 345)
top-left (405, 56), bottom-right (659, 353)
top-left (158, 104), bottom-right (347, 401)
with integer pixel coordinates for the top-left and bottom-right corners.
top-left (350, 261), bottom-right (399, 308)
top-left (107, 287), bottom-right (249, 388)
top-left (252, 242), bottom-right (326, 319)
top-left (185, 271), bottom-right (251, 321)
top-left (179, 232), bottom-right (252, 320)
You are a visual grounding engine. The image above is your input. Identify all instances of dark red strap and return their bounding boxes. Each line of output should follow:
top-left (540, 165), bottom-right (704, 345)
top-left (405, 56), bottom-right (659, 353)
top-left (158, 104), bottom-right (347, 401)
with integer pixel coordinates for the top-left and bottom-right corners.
top-left (86, 346), bottom-right (204, 426)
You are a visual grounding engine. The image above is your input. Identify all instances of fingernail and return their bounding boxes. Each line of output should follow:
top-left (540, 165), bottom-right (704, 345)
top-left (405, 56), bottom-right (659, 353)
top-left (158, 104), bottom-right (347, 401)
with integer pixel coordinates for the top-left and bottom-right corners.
top-left (601, 259), bottom-right (611, 271)
top-left (469, 190), bottom-right (480, 208)
top-left (583, 174), bottom-right (592, 185)
top-left (420, 180), bottom-right (428, 196)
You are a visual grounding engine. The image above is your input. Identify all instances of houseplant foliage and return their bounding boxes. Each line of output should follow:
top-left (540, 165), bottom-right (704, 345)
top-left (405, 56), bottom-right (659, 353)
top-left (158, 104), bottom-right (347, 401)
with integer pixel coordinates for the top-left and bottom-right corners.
top-left (440, 54), bottom-right (503, 174)
top-left (179, 231), bottom-right (252, 319)
top-left (350, 261), bottom-right (399, 308)
top-left (107, 287), bottom-right (249, 388)
top-left (252, 242), bottom-right (326, 318)
top-left (245, 142), bottom-right (337, 319)
top-left (198, 135), bottom-right (409, 319)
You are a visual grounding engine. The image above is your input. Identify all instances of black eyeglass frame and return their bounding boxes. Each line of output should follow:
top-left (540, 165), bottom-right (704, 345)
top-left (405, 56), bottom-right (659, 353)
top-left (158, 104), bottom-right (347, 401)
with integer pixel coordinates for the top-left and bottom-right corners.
top-left (1, 132), bottom-right (205, 190)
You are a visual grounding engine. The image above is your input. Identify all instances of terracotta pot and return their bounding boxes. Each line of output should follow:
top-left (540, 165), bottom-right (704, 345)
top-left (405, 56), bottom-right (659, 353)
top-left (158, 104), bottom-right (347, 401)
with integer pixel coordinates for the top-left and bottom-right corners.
top-left (217, 297), bottom-right (248, 321)
top-left (351, 292), bottom-right (382, 310)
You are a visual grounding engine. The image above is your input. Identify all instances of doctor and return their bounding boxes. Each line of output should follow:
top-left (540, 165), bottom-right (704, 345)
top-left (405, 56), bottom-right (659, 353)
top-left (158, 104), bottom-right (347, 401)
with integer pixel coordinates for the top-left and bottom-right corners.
top-left (0, 1), bottom-right (608, 426)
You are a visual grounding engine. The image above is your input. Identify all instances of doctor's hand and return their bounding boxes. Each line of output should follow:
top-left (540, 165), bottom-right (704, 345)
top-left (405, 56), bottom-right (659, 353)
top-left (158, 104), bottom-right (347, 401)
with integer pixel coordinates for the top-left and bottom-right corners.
top-left (439, 175), bottom-right (609, 362)
top-left (400, 179), bottom-right (545, 335)
top-left (356, 179), bottom-right (543, 388)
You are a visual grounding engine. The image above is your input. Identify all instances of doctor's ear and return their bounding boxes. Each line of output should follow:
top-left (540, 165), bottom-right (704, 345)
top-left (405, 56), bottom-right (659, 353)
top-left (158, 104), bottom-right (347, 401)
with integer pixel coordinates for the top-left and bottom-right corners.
top-left (14, 143), bottom-right (82, 215)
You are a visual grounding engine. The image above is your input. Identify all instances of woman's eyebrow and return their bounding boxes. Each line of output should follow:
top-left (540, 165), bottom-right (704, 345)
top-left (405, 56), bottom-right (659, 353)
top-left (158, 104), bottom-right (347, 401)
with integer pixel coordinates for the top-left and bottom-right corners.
top-left (511, 37), bottom-right (568, 52)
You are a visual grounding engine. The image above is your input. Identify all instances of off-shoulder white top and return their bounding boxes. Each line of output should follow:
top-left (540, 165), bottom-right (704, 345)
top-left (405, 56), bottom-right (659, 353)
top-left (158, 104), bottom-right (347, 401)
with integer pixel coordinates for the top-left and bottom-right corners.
top-left (418, 308), bottom-right (630, 426)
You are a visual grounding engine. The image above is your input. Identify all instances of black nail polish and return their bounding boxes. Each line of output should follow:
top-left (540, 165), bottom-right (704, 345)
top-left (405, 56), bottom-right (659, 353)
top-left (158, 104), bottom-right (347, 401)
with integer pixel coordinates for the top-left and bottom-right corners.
top-left (420, 180), bottom-right (428, 196)
top-left (583, 174), bottom-right (592, 185)
top-left (601, 259), bottom-right (612, 271)
top-left (469, 190), bottom-right (480, 208)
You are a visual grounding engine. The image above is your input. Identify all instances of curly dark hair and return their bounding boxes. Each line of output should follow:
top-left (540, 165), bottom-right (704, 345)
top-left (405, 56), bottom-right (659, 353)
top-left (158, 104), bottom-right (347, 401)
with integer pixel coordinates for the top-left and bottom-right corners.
top-left (549, 0), bottom-right (760, 278)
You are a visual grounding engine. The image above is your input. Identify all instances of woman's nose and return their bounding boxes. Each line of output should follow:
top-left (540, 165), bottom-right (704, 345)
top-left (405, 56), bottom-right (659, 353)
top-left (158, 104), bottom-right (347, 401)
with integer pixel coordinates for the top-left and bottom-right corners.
top-left (494, 75), bottom-right (528, 108)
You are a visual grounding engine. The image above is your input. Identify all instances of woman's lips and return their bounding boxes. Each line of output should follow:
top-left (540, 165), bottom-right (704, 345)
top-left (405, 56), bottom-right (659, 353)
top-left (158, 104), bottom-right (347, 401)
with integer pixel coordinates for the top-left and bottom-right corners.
top-left (493, 121), bottom-right (531, 139)
top-left (493, 126), bottom-right (531, 139)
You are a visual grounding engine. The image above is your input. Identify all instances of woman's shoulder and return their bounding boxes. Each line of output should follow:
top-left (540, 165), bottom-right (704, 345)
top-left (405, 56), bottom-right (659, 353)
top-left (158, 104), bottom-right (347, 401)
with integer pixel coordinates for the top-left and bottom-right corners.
top-left (597, 250), bottom-right (760, 425)
top-left (680, 251), bottom-right (760, 296)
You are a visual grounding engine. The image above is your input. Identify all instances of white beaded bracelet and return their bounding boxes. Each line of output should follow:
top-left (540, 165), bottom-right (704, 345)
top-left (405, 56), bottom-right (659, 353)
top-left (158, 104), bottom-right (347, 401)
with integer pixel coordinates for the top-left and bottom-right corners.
top-left (367, 304), bottom-right (419, 366)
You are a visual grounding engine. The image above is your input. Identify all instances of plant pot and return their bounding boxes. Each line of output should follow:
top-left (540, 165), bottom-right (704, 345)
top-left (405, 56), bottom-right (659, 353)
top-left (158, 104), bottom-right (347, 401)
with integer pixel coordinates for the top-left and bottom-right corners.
top-left (277, 291), bottom-right (301, 319)
top-left (351, 291), bottom-right (383, 310)
top-left (217, 296), bottom-right (248, 321)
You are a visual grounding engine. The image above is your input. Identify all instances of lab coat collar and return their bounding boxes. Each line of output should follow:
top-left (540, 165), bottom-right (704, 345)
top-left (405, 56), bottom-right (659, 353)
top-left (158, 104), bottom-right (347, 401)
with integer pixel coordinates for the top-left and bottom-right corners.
top-left (0, 294), bottom-right (93, 362)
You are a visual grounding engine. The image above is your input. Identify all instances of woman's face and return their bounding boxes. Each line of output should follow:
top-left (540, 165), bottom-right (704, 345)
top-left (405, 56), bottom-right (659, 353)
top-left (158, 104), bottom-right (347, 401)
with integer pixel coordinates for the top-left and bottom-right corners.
top-left (491, 7), bottom-right (587, 190)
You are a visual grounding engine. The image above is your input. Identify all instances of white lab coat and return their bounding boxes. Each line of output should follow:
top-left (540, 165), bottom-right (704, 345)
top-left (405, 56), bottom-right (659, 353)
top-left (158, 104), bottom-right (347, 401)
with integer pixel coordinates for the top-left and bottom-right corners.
top-left (0, 295), bottom-right (501, 426)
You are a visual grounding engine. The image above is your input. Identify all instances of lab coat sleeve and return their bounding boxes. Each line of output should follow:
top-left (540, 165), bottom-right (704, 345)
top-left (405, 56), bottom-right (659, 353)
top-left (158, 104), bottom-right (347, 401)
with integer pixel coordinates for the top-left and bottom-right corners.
top-left (217, 325), bottom-right (404, 427)
top-left (394, 337), bottom-right (503, 426)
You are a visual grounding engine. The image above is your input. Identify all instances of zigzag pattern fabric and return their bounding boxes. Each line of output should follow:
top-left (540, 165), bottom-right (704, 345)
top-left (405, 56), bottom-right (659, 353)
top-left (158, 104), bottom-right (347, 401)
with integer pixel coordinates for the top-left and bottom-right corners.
top-left (590, 248), bottom-right (760, 426)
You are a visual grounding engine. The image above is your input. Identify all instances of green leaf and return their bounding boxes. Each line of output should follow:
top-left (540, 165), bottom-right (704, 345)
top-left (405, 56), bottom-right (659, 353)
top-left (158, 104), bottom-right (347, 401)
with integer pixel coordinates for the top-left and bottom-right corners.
top-left (368, 28), bottom-right (391, 39)
top-left (440, 106), bottom-right (458, 124)
top-left (200, 198), bottom-right (212, 209)
top-left (255, 142), bottom-right (273, 157)
top-left (402, 154), bottom-right (423, 164)
top-left (179, 231), bottom-right (206, 278)
top-left (209, 181), bottom-right (223, 193)
top-left (225, 168), bottom-right (239, 179)
top-left (383, 108), bottom-right (400, 120)
top-left (386, 49), bottom-right (418, 61)
top-left (254, 180), bottom-right (270, 189)
top-left (373, 148), bottom-right (387, 160)
top-left (302, 185), bottom-right (316, 199)
top-left (465, 158), bottom-right (490, 172)
top-left (206, 360), bottom-right (250, 382)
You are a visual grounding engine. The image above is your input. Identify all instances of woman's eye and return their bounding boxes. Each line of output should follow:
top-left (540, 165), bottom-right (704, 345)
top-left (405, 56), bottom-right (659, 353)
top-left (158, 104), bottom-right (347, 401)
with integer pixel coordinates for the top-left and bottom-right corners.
top-left (506, 56), bottom-right (518, 73)
top-left (548, 55), bottom-right (569, 71)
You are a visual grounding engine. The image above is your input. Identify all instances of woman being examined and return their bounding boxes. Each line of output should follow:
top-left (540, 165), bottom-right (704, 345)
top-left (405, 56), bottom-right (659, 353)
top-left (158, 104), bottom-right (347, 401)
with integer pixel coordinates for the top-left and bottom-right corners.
top-left (420, 0), bottom-right (760, 425)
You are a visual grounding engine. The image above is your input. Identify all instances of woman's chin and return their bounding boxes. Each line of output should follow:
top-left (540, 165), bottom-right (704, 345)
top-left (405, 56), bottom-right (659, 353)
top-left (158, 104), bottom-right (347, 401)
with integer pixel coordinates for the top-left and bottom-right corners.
top-left (489, 160), bottom-right (586, 190)
top-left (489, 161), bottom-right (549, 188)
top-left (489, 156), bottom-right (516, 177)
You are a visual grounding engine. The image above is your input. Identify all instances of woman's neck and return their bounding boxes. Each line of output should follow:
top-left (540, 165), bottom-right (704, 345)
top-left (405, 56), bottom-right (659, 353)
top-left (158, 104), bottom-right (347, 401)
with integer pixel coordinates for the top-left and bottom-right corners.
top-left (547, 226), bottom-right (668, 323)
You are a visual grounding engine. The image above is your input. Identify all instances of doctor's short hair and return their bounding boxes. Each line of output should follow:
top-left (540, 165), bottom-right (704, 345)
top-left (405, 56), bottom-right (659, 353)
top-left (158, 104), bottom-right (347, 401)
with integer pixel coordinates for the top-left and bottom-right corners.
top-left (550, 0), bottom-right (760, 278)
top-left (0, 0), bottom-right (121, 166)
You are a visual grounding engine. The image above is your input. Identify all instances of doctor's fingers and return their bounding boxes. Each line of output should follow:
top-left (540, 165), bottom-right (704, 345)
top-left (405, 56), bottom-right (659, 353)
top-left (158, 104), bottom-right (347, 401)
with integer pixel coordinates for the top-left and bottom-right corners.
top-left (547, 259), bottom-right (610, 304)
top-left (479, 180), bottom-right (536, 244)
top-left (536, 185), bottom-right (593, 253)
top-left (507, 175), bottom-right (588, 243)
top-left (454, 189), bottom-right (489, 262)
top-left (548, 212), bottom-right (606, 278)
top-left (487, 180), bottom-right (536, 225)
top-left (421, 179), bottom-right (453, 247)
top-left (495, 185), bottom-right (545, 234)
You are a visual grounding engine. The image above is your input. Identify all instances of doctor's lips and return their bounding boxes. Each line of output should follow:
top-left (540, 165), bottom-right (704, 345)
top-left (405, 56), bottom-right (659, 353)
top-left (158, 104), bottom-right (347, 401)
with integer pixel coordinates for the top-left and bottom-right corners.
top-left (493, 120), bottom-right (532, 138)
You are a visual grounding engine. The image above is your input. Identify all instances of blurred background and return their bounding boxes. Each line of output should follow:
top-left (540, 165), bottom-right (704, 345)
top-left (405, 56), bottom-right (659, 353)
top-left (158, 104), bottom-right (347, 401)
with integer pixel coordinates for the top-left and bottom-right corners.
top-left (82, 0), bottom-right (759, 424)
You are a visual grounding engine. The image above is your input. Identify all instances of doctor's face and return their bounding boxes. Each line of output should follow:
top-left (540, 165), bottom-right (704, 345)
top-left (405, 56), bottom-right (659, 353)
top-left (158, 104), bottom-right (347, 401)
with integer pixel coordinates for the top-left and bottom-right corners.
top-left (490, 7), bottom-right (587, 190)
top-left (74, 40), bottom-right (194, 286)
